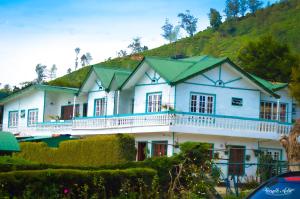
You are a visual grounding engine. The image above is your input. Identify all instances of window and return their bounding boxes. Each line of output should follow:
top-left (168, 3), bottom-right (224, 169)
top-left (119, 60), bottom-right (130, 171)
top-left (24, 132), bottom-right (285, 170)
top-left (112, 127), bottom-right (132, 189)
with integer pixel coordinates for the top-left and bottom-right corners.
top-left (8, 111), bottom-right (18, 128)
top-left (190, 93), bottom-right (215, 114)
top-left (147, 93), bottom-right (162, 113)
top-left (260, 101), bottom-right (288, 122)
top-left (152, 141), bottom-right (167, 157)
top-left (261, 148), bottom-right (281, 161)
top-left (232, 98), bottom-right (243, 106)
top-left (28, 109), bottom-right (38, 126)
top-left (94, 98), bottom-right (107, 116)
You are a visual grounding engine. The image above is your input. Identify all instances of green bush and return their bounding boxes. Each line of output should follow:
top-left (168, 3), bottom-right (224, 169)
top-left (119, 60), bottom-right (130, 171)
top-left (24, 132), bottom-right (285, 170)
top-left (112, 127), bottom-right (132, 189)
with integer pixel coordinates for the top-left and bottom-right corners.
top-left (14, 134), bottom-right (136, 167)
top-left (0, 168), bottom-right (157, 198)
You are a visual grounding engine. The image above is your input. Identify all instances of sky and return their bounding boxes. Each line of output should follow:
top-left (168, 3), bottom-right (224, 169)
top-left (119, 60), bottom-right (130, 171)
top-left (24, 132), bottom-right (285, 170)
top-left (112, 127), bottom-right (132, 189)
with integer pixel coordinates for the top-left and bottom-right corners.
top-left (0, 0), bottom-right (276, 87)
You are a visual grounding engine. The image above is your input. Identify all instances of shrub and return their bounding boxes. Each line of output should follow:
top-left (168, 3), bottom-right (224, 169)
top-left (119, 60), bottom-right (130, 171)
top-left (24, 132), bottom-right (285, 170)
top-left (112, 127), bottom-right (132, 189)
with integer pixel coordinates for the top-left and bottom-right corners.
top-left (14, 134), bottom-right (136, 167)
top-left (0, 168), bottom-right (157, 198)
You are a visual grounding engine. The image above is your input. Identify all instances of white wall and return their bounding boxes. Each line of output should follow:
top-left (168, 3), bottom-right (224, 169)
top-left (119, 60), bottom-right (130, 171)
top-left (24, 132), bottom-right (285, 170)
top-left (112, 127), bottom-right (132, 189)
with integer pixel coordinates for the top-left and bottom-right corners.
top-left (175, 63), bottom-right (261, 118)
top-left (87, 89), bottom-right (115, 116)
top-left (119, 89), bottom-right (134, 114)
top-left (133, 67), bottom-right (175, 113)
top-left (44, 91), bottom-right (87, 120)
top-left (2, 90), bottom-right (44, 130)
top-left (134, 132), bottom-right (286, 180)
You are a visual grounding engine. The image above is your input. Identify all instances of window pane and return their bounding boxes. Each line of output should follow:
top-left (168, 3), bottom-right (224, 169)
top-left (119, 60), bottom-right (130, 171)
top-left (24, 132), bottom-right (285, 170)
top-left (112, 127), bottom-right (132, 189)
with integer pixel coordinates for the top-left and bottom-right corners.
top-left (147, 93), bottom-right (162, 113)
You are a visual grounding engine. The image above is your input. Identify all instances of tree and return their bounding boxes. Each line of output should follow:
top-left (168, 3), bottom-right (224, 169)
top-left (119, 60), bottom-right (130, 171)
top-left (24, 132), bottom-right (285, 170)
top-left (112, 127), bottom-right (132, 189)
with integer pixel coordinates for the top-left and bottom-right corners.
top-left (208, 8), bottom-right (222, 30)
top-left (128, 37), bottom-right (148, 54)
top-left (80, 52), bottom-right (92, 67)
top-left (290, 65), bottom-right (300, 103)
top-left (67, 68), bottom-right (72, 74)
top-left (237, 35), bottom-right (299, 82)
top-left (247, 0), bottom-right (263, 14)
top-left (74, 47), bottom-right (80, 70)
top-left (0, 84), bottom-right (12, 94)
top-left (239, 0), bottom-right (248, 16)
top-left (177, 10), bottom-right (198, 37)
top-left (49, 64), bottom-right (57, 80)
top-left (117, 50), bottom-right (127, 57)
top-left (280, 120), bottom-right (300, 171)
top-left (35, 64), bottom-right (47, 84)
top-left (161, 18), bottom-right (180, 43)
top-left (224, 0), bottom-right (240, 19)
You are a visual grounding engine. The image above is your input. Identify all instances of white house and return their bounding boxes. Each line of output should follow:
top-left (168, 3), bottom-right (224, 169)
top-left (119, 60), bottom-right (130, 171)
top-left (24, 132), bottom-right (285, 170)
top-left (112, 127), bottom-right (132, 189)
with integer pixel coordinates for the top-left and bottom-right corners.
top-left (1, 55), bottom-right (299, 179)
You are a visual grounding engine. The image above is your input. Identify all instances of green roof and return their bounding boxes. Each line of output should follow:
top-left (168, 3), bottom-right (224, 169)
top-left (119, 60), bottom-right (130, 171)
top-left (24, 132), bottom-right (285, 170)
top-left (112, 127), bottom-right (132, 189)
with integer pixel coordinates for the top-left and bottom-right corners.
top-left (122, 55), bottom-right (283, 98)
top-left (250, 74), bottom-right (288, 91)
top-left (80, 64), bottom-right (132, 92)
top-left (0, 131), bottom-right (20, 152)
top-left (0, 84), bottom-right (79, 104)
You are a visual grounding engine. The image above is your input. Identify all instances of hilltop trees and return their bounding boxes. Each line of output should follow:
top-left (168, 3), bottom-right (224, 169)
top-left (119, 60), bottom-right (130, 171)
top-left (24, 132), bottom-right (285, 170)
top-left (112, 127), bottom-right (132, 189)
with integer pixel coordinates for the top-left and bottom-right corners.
top-left (35, 64), bottom-right (47, 84)
top-left (290, 65), bottom-right (300, 103)
top-left (178, 10), bottom-right (198, 37)
top-left (128, 37), bottom-right (148, 54)
top-left (208, 9), bottom-right (222, 30)
top-left (161, 18), bottom-right (180, 43)
top-left (224, 0), bottom-right (240, 19)
top-left (237, 35), bottom-right (299, 82)
top-left (248, 0), bottom-right (263, 14)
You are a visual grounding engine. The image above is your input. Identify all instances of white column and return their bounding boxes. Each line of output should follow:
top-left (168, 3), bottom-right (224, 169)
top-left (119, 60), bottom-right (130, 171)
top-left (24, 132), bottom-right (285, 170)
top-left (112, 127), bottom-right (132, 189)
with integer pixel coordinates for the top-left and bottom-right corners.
top-left (72, 95), bottom-right (77, 119)
top-left (276, 99), bottom-right (280, 121)
top-left (116, 90), bottom-right (120, 115)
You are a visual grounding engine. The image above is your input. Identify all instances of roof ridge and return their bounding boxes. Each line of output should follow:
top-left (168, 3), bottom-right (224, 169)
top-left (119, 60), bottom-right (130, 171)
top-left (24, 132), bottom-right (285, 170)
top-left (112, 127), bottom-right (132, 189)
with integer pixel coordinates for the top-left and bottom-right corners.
top-left (145, 56), bottom-right (196, 64)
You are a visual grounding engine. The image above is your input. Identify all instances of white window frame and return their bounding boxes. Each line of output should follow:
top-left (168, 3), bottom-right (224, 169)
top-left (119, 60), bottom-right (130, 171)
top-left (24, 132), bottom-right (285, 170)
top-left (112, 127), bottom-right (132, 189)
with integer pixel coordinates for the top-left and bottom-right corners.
top-left (190, 93), bottom-right (215, 114)
top-left (8, 111), bottom-right (19, 128)
top-left (94, 98), bottom-right (107, 116)
top-left (147, 92), bottom-right (162, 113)
top-left (260, 101), bottom-right (288, 122)
top-left (28, 109), bottom-right (38, 126)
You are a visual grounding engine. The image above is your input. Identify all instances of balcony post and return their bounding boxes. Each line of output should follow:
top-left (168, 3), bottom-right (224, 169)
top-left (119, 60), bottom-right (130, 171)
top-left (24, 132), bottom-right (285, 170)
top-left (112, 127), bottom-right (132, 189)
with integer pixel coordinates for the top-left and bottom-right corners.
top-left (72, 95), bottom-right (77, 119)
top-left (276, 99), bottom-right (280, 121)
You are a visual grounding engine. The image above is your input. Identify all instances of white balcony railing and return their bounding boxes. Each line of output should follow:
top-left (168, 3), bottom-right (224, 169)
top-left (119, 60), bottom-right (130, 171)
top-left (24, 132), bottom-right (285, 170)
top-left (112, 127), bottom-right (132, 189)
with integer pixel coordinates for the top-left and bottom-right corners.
top-left (3, 112), bottom-right (293, 137)
top-left (73, 112), bottom-right (292, 135)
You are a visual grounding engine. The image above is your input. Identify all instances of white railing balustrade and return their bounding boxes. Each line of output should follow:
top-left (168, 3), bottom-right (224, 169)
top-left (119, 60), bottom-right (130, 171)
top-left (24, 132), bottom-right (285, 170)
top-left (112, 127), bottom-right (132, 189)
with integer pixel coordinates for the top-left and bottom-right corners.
top-left (2, 112), bottom-right (293, 136)
top-left (72, 112), bottom-right (293, 135)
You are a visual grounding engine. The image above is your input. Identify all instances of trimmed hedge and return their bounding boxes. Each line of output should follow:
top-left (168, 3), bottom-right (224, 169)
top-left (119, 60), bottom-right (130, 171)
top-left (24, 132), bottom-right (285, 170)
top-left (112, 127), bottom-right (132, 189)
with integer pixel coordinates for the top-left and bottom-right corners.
top-left (14, 134), bottom-right (136, 166)
top-left (0, 168), bottom-right (158, 198)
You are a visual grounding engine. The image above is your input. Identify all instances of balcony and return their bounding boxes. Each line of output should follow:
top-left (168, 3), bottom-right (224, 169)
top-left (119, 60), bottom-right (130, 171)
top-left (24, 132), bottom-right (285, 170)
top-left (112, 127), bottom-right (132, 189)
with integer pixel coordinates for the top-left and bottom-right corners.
top-left (4, 112), bottom-right (293, 139)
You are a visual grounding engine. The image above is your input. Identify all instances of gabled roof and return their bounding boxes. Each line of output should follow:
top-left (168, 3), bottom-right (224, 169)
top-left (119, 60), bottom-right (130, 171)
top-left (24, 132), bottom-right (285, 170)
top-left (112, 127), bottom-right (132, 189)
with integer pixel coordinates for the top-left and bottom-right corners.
top-left (0, 131), bottom-right (20, 152)
top-left (0, 84), bottom-right (79, 104)
top-left (250, 74), bottom-right (288, 92)
top-left (79, 64), bottom-right (132, 92)
top-left (121, 55), bottom-right (284, 98)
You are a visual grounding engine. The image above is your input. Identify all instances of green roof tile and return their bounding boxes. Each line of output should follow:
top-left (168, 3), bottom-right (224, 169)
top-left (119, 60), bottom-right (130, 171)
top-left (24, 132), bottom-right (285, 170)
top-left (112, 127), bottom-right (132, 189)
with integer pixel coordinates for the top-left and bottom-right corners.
top-left (0, 131), bottom-right (20, 152)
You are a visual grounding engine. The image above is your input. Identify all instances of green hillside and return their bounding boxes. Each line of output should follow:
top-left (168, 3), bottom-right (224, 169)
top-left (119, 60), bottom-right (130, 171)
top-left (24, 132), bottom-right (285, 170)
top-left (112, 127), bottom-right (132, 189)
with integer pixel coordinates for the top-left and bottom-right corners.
top-left (49, 0), bottom-right (300, 88)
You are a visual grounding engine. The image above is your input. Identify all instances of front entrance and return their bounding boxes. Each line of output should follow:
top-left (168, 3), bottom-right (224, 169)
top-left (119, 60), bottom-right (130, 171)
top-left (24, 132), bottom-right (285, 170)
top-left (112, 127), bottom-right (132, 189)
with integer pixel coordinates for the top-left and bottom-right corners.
top-left (228, 145), bottom-right (245, 176)
top-left (137, 142), bottom-right (147, 161)
top-left (152, 141), bottom-right (168, 157)
top-left (61, 105), bottom-right (79, 120)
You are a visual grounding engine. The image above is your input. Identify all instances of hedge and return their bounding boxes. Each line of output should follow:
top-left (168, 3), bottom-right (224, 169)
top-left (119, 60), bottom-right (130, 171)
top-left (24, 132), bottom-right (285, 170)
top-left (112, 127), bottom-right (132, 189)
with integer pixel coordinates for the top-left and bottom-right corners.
top-left (14, 134), bottom-right (136, 166)
top-left (0, 168), bottom-right (158, 198)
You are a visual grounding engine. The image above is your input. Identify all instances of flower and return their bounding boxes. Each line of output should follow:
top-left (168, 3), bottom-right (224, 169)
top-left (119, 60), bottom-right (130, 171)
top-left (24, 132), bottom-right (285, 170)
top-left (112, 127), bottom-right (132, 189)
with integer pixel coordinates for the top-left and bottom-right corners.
top-left (63, 188), bottom-right (69, 194)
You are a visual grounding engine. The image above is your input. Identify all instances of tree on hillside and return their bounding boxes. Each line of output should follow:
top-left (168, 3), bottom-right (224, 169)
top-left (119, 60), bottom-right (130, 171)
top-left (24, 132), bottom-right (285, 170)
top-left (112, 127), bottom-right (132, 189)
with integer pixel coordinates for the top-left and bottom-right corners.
top-left (117, 50), bottom-right (127, 57)
top-left (128, 37), bottom-right (148, 54)
top-left (224, 0), bottom-right (240, 19)
top-left (178, 10), bottom-right (198, 37)
top-left (247, 0), bottom-right (263, 14)
top-left (74, 47), bottom-right (80, 70)
top-left (239, 0), bottom-right (248, 16)
top-left (290, 65), bottom-right (300, 103)
top-left (80, 52), bottom-right (92, 67)
top-left (35, 64), bottom-right (47, 84)
top-left (208, 8), bottom-right (222, 30)
top-left (161, 18), bottom-right (180, 43)
top-left (49, 64), bottom-right (57, 80)
top-left (0, 84), bottom-right (12, 94)
top-left (237, 35), bottom-right (299, 82)
top-left (67, 68), bottom-right (72, 74)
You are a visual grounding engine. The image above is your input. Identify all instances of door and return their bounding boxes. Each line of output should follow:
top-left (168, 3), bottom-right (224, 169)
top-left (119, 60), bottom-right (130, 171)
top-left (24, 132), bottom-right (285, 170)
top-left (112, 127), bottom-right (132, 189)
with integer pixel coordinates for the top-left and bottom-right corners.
top-left (83, 103), bottom-right (88, 117)
top-left (0, 106), bottom-right (3, 129)
top-left (137, 142), bottom-right (147, 161)
top-left (228, 146), bottom-right (245, 176)
top-left (152, 141), bottom-right (168, 157)
top-left (61, 105), bottom-right (79, 120)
